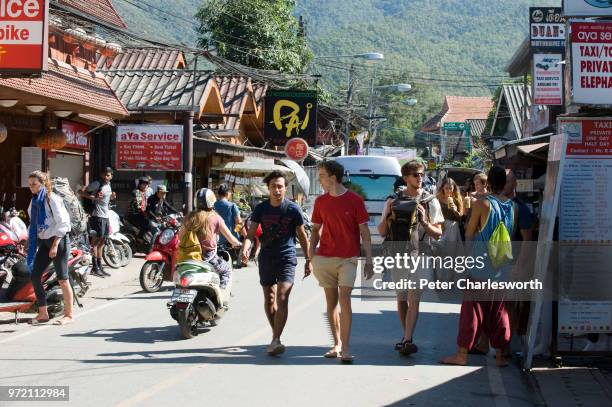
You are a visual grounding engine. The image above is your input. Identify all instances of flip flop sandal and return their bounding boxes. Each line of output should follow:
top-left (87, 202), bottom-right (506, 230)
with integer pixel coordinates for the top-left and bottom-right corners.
top-left (28, 318), bottom-right (50, 325)
top-left (324, 350), bottom-right (339, 358)
top-left (399, 341), bottom-right (418, 356)
top-left (340, 353), bottom-right (354, 364)
top-left (395, 338), bottom-right (406, 350)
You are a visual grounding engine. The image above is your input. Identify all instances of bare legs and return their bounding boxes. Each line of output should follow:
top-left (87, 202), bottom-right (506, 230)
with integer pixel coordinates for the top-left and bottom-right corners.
top-left (324, 286), bottom-right (353, 358)
top-left (262, 282), bottom-right (293, 353)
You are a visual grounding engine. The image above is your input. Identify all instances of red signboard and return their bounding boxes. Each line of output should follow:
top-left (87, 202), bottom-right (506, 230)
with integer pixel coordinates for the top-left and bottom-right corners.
top-left (116, 125), bottom-right (183, 171)
top-left (0, 0), bottom-right (48, 73)
top-left (561, 118), bottom-right (612, 157)
top-left (284, 137), bottom-right (309, 161)
top-left (61, 120), bottom-right (89, 150)
top-left (571, 22), bottom-right (612, 105)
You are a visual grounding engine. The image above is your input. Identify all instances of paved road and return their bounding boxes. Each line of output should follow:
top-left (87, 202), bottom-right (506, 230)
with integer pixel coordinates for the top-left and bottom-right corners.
top-left (0, 258), bottom-right (536, 407)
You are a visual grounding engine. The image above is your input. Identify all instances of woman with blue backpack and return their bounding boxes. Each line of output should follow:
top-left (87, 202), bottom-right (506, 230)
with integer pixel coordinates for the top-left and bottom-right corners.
top-left (27, 171), bottom-right (74, 326)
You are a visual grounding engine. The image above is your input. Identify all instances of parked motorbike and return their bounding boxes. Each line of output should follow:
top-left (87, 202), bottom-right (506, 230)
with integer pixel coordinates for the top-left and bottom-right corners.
top-left (122, 216), bottom-right (163, 255)
top-left (139, 214), bottom-right (182, 293)
top-left (103, 210), bottom-right (133, 269)
top-left (0, 230), bottom-right (64, 322)
top-left (167, 250), bottom-right (232, 339)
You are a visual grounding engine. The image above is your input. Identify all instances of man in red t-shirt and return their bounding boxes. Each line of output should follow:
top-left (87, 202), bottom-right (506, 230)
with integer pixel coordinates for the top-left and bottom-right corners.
top-left (310, 160), bottom-right (374, 363)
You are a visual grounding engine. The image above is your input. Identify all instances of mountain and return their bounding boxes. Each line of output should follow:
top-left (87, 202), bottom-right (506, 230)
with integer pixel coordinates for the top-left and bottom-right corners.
top-left (112, 0), bottom-right (559, 145)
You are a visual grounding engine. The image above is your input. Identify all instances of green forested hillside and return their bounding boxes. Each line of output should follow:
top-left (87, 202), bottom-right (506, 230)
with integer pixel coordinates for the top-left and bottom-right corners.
top-left (112, 0), bottom-right (559, 145)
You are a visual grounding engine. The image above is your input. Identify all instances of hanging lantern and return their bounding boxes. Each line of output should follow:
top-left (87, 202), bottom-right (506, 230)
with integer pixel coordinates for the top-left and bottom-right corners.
top-left (35, 128), bottom-right (67, 150)
top-left (0, 122), bottom-right (7, 144)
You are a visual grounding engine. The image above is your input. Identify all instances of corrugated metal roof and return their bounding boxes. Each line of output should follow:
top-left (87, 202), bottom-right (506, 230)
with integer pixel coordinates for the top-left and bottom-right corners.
top-left (253, 82), bottom-right (268, 107)
top-left (466, 119), bottom-right (488, 138)
top-left (58, 0), bottom-right (127, 28)
top-left (102, 69), bottom-right (216, 113)
top-left (97, 48), bottom-right (185, 70)
top-left (213, 76), bottom-right (252, 130)
top-left (500, 83), bottom-right (532, 140)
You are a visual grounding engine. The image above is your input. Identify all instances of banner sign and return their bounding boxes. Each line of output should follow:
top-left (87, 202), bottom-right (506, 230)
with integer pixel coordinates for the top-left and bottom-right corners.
top-left (571, 22), bottom-right (612, 105)
top-left (61, 120), bottom-right (89, 150)
top-left (116, 125), bottom-right (183, 171)
top-left (533, 53), bottom-right (563, 105)
top-left (264, 90), bottom-right (317, 146)
top-left (530, 7), bottom-right (566, 49)
top-left (564, 0), bottom-right (612, 17)
top-left (0, 0), bottom-right (48, 73)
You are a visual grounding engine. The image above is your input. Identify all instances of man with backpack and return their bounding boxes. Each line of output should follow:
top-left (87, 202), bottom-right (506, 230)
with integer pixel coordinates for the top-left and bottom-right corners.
top-left (80, 168), bottom-right (115, 278)
top-left (378, 160), bottom-right (443, 357)
top-left (240, 171), bottom-right (311, 356)
top-left (440, 166), bottom-right (517, 368)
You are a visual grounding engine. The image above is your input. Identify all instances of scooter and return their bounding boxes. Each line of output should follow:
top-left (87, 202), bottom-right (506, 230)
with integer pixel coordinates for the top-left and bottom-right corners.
top-left (121, 216), bottom-right (162, 255)
top-left (103, 209), bottom-right (133, 269)
top-left (0, 231), bottom-right (64, 322)
top-left (139, 215), bottom-right (181, 293)
top-left (167, 250), bottom-right (233, 339)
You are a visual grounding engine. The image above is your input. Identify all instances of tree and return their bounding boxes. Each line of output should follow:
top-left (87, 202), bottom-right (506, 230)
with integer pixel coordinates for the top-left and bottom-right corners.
top-left (196, 0), bottom-right (313, 74)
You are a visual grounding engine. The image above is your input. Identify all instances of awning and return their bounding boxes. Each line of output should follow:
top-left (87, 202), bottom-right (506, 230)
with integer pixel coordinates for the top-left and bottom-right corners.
top-left (0, 59), bottom-right (128, 118)
top-left (281, 159), bottom-right (310, 196)
top-left (212, 157), bottom-right (294, 174)
top-left (194, 136), bottom-right (284, 159)
top-left (518, 143), bottom-right (549, 155)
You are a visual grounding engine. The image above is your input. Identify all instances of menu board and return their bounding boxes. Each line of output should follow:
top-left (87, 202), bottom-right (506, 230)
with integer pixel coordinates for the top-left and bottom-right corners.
top-left (558, 117), bottom-right (612, 336)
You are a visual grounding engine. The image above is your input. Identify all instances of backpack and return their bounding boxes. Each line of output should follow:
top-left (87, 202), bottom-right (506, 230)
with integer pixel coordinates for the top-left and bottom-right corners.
top-left (177, 229), bottom-right (202, 263)
top-left (51, 177), bottom-right (88, 236)
top-left (82, 181), bottom-right (101, 215)
top-left (385, 191), bottom-right (435, 255)
top-left (487, 199), bottom-right (514, 269)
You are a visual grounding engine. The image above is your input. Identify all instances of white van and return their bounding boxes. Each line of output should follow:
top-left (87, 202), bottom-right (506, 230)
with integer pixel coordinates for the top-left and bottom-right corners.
top-left (334, 156), bottom-right (402, 236)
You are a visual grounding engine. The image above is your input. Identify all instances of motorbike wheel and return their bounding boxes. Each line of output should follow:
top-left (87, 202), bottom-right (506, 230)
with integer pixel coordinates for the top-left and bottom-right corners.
top-left (119, 243), bottom-right (132, 268)
top-left (139, 261), bottom-right (164, 293)
top-left (103, 240), bottom-right (124, 269)
top-left (177, 307), bottom-right (198, 339)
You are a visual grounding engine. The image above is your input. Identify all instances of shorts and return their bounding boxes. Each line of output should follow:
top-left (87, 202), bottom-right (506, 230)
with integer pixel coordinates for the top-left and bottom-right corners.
top-left (392, 266), bottom-right (433, 301)
top-left (312, 255), bottom-right (358, 288)
top-left (89, 216), bottom-right (109, 238)
top-left (258, 253), bottom-right (297, 287)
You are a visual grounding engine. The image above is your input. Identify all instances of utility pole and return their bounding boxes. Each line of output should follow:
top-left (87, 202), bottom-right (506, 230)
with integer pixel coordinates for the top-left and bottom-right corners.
top-left (344, 64), bottom-right (355, 156)
top-left (365, 76), bottom-right (375, 155)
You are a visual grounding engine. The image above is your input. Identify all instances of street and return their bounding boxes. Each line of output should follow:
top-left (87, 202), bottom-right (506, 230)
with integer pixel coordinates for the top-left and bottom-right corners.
top-left (0, 257), bottom-right (535, 407)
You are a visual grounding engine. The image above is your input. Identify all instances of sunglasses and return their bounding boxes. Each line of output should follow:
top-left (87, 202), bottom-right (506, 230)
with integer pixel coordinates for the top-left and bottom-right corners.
top-left (409, 172), bottom-right (425, 178)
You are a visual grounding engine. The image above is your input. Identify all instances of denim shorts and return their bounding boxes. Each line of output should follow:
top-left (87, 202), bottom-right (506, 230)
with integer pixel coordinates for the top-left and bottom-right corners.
top-left (258, 252), bottom-right (297, 287)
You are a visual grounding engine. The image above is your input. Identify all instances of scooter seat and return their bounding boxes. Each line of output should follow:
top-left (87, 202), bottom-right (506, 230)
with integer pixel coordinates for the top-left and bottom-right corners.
top-left (176, 260), bottom-right (213, 270)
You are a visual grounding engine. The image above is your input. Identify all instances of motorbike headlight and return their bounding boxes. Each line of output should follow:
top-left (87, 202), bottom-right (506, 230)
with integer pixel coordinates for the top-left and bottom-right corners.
top-left (159, 228), bottom-right (175, 246)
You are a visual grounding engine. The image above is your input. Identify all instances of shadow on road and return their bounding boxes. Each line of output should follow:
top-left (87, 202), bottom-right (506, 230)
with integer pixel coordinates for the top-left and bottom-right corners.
top-left (62, 325), bottom-right (199, 344)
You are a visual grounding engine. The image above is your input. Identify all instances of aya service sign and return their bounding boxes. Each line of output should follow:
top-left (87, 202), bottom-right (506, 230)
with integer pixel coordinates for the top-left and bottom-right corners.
top-left (571, 22), bottom-right (612, 105)
top-left (0, 0), bottom-right (48, 73)
top-left (116, 125), bottom-right (183, 171)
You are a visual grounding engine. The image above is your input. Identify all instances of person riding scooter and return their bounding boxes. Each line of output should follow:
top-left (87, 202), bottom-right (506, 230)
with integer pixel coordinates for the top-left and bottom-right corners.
top-left (127, 177), bottom-right (151, 239)
top-left (177, 188), bottom-right (241, 290)
top-left (147, 184), bottom-right (180, 222)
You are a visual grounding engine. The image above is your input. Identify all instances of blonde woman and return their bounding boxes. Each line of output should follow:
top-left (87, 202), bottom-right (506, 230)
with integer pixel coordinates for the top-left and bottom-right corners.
top-left (178, 188), bottom-right (240, 290)
top-left (435, 177), bottom-right (464, 281)
top-left (27, 171), bottom-right (73, 325)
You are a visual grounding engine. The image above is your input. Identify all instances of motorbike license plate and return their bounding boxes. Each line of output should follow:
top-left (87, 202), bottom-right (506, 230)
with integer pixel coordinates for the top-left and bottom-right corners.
top-left (172, 288), bottom-right (196, 303)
